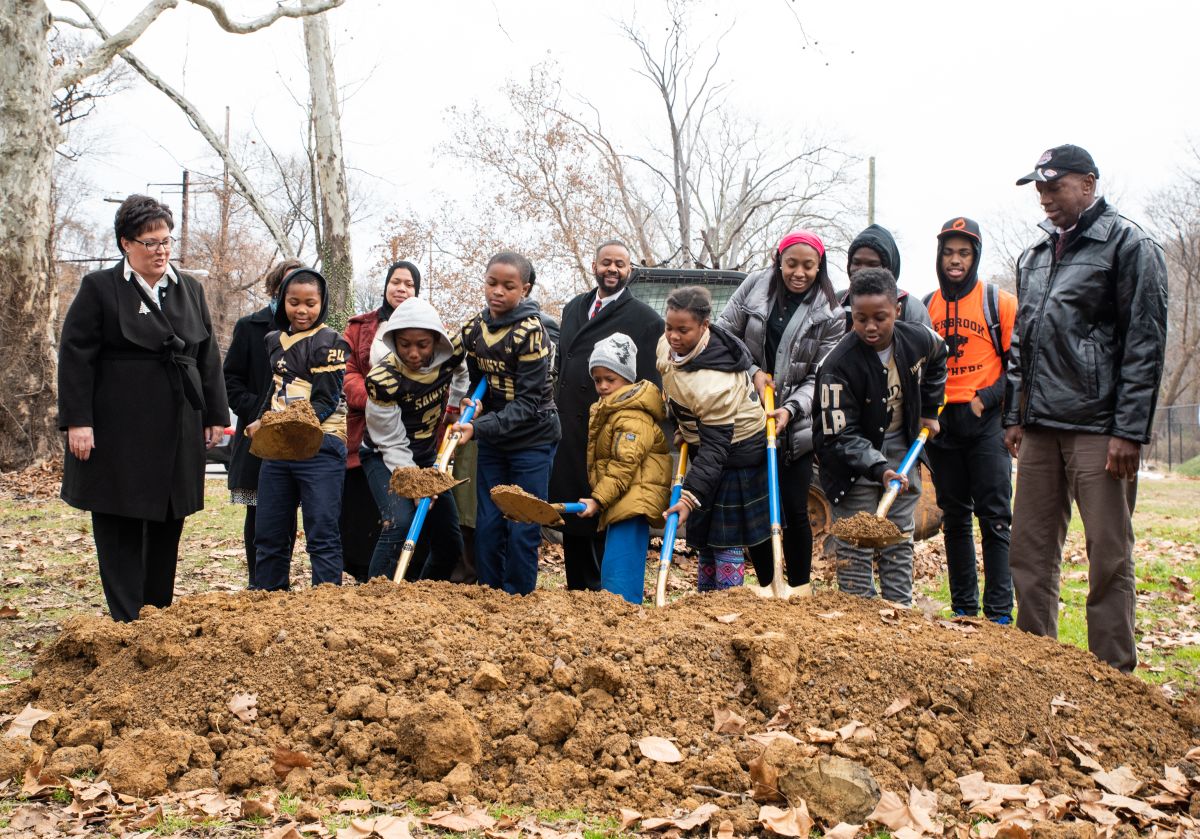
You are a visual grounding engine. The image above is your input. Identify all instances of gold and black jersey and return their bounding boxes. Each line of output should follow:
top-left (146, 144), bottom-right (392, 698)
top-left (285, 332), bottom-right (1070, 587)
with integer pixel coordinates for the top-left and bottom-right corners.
top-left (459, 307), bottom-right (560, 450)
top-left (264, 324), bottom-right (350, 442)
top-left (364, 339), bottom-right (464, 465)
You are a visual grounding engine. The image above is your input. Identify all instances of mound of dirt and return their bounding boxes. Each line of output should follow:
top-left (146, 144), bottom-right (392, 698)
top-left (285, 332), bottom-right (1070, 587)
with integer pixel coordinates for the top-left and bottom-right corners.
top-left (3, 582), bottom-right (1196, 829)
top-left (389, 466), bottom-right (465, 499)
top-left (250, 401), bottom-right (323, 461)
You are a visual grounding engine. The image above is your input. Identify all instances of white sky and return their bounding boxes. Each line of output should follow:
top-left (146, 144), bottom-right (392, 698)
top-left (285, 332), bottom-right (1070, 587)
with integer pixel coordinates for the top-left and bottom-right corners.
top-left (61, 0), bottom-right (1200, 302)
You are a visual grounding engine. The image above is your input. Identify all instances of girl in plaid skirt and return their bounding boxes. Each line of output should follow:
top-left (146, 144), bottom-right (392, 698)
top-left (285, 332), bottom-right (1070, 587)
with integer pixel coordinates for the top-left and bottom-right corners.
top-left (657, 286), bottom-right (773, 591)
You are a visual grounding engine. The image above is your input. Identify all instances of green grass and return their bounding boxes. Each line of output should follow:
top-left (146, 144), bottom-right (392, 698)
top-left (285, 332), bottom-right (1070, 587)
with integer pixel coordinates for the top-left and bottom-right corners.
top-left (278, 794), bottom-right (300, 816)
top-left (1176, 455), bottom-right (1200, 477)
top-left (153, 813), bottom-right (192, 835)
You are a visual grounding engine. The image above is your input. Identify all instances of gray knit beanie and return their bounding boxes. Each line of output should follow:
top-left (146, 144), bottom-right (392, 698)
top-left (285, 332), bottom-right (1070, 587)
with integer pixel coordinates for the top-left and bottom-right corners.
top-left (589, 332), bottom-right (637, 384)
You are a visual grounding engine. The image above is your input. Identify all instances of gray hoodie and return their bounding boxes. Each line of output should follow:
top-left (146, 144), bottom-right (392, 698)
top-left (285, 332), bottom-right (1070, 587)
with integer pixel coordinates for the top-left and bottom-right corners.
top-left (364, 297), bottom-right (469, 471)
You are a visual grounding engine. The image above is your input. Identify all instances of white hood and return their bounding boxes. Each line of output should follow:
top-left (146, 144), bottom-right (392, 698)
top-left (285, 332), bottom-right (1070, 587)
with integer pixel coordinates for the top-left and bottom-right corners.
top-left (370, 297), bottom-right (456, 369)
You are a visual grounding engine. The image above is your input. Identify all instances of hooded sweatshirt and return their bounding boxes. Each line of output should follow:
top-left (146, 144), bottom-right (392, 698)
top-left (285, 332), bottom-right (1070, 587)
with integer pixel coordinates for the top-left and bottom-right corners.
top-left (363, 298), bottom-right (469, 470)
top-left (262, 267), bottom-right (350, 440)
top-left (656, 324), bottom-right (766, 509)
top-left (460, 299), bottom-right (561, 450)
top-left (926, 218), bottom-right (1016, 407)
top-left (841, 225), bottom-right (932, 326)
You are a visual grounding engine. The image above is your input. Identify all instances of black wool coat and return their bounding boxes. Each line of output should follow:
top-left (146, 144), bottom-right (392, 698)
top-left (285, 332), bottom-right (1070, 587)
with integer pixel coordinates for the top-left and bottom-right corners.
top-left (548, 289), bottom-right (663, 535)
top-left (58, 262), bottom-right (229, 521)
top-left (223, 305), bottom-right (274, 492)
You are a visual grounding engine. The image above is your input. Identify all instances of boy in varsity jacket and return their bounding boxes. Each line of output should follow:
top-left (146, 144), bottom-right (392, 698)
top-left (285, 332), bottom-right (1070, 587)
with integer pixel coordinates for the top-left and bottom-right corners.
top-left (450, 252), bottom-right (561, 596)
top-left (248, 267), bottom-right (350, 591)
top-left (923, 217), bottom-right (1016, 623)
top-left (815, 267), bottom-right (947, 607)
top-left (361, 297), bottom-right (468, 581)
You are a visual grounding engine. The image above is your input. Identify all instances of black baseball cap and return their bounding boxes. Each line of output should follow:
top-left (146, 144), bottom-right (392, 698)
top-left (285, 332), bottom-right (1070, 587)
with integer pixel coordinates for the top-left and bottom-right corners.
top-left (1015, 144), bottom-right (1099, 185)
top-left (937, 216), bottom-right (982, 244)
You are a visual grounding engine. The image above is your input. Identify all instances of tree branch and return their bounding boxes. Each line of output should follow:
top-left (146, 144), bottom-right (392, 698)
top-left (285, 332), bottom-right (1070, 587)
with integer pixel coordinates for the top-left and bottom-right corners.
top-left (187, 0), bottom-right (343, 34)
top-left (56, 0), bottom-right (176, 89)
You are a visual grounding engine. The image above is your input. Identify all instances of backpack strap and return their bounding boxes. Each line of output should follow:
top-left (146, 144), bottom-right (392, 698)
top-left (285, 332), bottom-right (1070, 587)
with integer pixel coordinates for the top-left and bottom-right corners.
top-left (982, 283), bottom-right (1004, 359)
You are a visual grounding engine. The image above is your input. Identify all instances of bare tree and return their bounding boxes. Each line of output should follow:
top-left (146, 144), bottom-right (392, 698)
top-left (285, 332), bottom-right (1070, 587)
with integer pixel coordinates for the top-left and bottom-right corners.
top-left (1146, 178), bottom-right (1200, 406)
top-left (0, 0), bottom-right (341, 471)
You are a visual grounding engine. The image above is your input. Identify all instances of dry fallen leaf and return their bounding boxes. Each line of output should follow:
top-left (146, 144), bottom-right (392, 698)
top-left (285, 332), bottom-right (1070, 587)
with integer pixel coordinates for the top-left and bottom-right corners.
top-left (1049, 694), bottom-right (1079, 716)
top-left (274, 744), bottom-right (314, 779)
top-left (817, 611), bottom-right (845, 620)
top-left (765, 704), bottom-right (793, 731)
top-left (715, 612), bottom-right (742, 624)
top-left (264, 822), bottom-right (303, 839)
top-left (758, 803), bottom-right (813, 837)
top-left (423, 806), bottom-right (497, 832)
top-left (1093, 765), bottom-right (1143, 797)
top-left (745, 730), bottom-right (807, 748)
top-left (749, 752), bottom-right (783, 802)
top-left (883, 696), bottom-right (911, 717)
top-left (242, 797), bottom-right (277, 820)
top-left (935, 619), bottom-right (977, 634)
top-left (868, 787), bottom-right (941, 836)
top-left (0, 605), bottom-right (18, 618)
top-left (228, 692), bottom-right (258, 723)
top-left (712, 706), bottom-right (747, 735)
top-left (806, 727), bottom-right (839, 744)
top-left (637, 735), bottom-right (683, 763)
top-left (4, 704), bottom-right (52, 739)
top-left (339, 799), bottom-right (373, 814)
top-left (129, 804), bottom-right (165, 830)
top-left (618, 808), bottom-right (642, 831)
top-left (1064, 736), bottom-right (1104, 773)
top-left (836, 720), bottom-right (867, 741)
top-left (642, 803), bottom-right (719, 831)
top-left (823, 824), bottom-right (862, 839)
top-left (715, 819), bottom-right (735, 839)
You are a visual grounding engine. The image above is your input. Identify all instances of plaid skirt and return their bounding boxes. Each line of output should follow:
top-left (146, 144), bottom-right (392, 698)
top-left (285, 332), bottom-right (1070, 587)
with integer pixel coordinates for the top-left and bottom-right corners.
top-left (687, 463), bottom-right (773, 550)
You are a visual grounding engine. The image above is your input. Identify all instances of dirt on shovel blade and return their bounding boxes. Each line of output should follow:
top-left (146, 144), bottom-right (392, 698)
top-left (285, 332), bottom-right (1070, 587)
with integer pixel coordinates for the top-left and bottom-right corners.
top-left (830, 511), bottom-right (904, 544)
top-left (490, 484), bottom-right (563, 525)
top-left (389, 467), bottom-right (465, 499)
top-left (249, 400), bottom-right (324, 461)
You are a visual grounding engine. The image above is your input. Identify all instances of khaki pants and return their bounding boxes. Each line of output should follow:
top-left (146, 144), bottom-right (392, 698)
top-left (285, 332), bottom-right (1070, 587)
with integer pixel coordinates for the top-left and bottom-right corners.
top-left (1009, 427), bottom-right (1138, 672)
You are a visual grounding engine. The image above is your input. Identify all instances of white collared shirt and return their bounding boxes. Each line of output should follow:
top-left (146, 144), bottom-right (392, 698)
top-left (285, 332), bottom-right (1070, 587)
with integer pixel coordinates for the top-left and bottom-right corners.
top-left (123, 258), bottom-right (178, 309)
top-left (591, 286), bottom-right (625, 317)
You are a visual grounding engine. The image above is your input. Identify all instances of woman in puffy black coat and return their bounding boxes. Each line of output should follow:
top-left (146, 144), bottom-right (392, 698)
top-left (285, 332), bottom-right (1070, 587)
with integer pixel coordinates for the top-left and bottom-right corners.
top-left (716, 230), bottom-right (843, 595)
top-left (223, 258), bottom-right (301, 586)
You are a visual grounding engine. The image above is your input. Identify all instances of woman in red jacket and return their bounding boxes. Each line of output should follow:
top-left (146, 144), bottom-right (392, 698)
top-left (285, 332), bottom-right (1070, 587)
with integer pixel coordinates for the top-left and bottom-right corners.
top-left (340, 260), bottom-right (421, 579)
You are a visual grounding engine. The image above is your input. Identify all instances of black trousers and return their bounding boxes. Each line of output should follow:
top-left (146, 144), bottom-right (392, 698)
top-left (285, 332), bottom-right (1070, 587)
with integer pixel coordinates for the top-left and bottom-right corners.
top-left (748, 450), bottom-right (814, 587)
top-left (563, 527), bottom-right (605, 591)
top-left (926, 403), bottom-right (1014, 621)
top-left (339, 465), bottom-right (381, 584)
top-left (91, 510), bottom-right (185, 622)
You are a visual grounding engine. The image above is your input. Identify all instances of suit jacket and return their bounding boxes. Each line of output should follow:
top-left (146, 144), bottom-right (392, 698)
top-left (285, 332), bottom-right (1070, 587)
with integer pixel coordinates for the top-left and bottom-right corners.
top-left (548, 288), bottom-right (663, 533)
top-left (58, 261), bottom-right (228, 520)
top-left (223, 304), bottom-right (274, 491)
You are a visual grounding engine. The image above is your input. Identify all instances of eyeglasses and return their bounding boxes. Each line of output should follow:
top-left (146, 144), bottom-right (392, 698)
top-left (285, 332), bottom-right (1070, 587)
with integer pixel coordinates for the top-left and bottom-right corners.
top-left (131, 236), bottom-right (176, 253)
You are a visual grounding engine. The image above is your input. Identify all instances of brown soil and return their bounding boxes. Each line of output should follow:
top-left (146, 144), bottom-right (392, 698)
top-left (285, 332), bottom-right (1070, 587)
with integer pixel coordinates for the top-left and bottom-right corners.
top-left (830, 511), bottom-right (904, 544)
top-left (3, 581), bottom-right (1195, 825)
top-left (491, 485), bottom-right (563, 525)
top-left (250, 401), bottom-right (323, 461)
top-left (389, 467), bottom-right (465, 499)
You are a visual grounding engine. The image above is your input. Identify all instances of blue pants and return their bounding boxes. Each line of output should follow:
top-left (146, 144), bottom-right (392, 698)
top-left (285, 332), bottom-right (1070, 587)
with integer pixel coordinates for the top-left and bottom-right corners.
top-left (254, 435), bottom-right (346, 591)
top-left (474, 441), bottom-right (556, 595)
top-left (361, 451), bottom-right (463, 582)
top-left (600, 517), bottom-right (649, 604)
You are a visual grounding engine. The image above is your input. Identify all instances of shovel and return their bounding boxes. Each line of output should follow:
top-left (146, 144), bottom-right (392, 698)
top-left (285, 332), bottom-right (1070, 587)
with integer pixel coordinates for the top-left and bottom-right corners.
top-left (489, 485), bottom-right (586, 526)
top-left (654, 442), bottom-right (689, 608)
top-left (831, 403), bottom-right (944, 550)
top-left (752, 384), bottom-right (807, 599)
top-left (393, 379), bottom-right (487, 582)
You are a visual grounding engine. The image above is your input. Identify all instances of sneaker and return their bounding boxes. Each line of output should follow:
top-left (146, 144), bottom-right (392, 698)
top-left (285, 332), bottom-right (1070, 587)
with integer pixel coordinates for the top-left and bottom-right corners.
top-left (990, 615), bottom-right (1012, 626)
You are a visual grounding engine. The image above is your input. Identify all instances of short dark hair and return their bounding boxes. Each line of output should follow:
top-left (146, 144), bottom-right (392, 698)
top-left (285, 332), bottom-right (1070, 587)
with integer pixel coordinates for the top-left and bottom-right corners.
top-left (665, 285), bottom-right (712, 322)
top-left (114, 194), bottom-right (173, 254)
top-left (848, 267), bottom-right (898, 303)
top-left (594, 239), bottom-right (632, 260)
top-left (486, 251), bottom-right (535, 286)
top-left (263, 258), bottom-right (303, 297)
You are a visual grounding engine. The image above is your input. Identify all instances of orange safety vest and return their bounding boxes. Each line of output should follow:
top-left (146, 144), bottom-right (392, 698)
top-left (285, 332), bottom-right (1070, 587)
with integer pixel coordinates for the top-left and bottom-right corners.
top-left (925, 282), bottom-right (1016, 404)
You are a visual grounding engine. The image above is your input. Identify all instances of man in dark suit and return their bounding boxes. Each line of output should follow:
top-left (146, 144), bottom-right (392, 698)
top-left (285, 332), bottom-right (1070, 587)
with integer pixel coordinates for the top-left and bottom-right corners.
top-left (549, 241), bottom-right (664, 592)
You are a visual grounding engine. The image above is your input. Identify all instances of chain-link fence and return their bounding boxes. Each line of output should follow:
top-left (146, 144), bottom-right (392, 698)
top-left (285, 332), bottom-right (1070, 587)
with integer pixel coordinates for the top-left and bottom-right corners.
top-left (1147, 403), bottom-right (1200, 471)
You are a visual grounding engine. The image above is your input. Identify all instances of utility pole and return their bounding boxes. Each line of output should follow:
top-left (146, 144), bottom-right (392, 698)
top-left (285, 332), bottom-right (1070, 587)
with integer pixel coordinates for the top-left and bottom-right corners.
top-left (867, 156), bottom-right (876, 226)
top-left (180, 169), bottom-right (190, 267)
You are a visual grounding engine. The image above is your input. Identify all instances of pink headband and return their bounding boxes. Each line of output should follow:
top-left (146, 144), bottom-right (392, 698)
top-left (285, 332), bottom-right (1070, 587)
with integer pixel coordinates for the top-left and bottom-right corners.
top-left (777, 229), bottom-right (825, 258)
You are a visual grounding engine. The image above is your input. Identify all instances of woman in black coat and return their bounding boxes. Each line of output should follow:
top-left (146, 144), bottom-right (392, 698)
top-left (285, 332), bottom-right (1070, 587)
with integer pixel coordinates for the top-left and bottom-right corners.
top-left (58, 195), bottom-right (229, 622)
top-left (223, 258), bottom-right (301, 586)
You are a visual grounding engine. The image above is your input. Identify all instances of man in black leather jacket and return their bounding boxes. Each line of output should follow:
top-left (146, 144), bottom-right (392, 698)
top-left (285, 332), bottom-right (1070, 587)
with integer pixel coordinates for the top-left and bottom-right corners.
top-left (1004, 144), bottom-right (1168, 673)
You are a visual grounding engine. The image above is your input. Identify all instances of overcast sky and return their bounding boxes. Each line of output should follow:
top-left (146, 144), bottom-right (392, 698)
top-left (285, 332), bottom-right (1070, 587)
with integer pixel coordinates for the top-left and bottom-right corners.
top-left (59, 0), bottom-right (1200, 302)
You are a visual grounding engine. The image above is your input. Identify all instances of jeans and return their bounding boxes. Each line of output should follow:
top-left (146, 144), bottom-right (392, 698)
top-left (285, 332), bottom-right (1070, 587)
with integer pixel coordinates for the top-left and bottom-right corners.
top-left (474, 441), bottom-right (556, 595)
top-left (927, 404), bottom-right (1013, 621)
top-left (361, 450), bottom-right (463, 582)
top-left (254, 435), bottom-right (346, 591)
top-left (600, 517), bottom-right (648, 604)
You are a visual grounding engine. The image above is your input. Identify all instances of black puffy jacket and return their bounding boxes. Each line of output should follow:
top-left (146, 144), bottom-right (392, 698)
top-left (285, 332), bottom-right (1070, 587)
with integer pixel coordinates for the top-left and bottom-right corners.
top-left (1003, 199), bottom-right (1168, 444)
top-left (813, 321), bottom-right (948, 506)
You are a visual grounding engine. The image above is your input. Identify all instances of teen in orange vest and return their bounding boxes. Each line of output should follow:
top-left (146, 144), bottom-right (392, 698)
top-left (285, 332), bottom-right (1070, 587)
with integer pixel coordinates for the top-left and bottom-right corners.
top-left (924, 218), bottom-right (1015, 623)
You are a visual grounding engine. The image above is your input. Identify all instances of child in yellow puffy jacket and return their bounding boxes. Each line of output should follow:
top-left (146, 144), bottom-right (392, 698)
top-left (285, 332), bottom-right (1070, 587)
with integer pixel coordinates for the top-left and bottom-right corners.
top-left (576, 333), bottom-right (671, 604)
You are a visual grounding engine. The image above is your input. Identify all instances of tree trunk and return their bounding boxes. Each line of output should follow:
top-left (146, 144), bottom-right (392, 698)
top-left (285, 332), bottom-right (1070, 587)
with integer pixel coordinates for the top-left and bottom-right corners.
top-left (302, 3), bottom-right (353, 329)
top-left (0, 4), bottom-right (62, 470)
